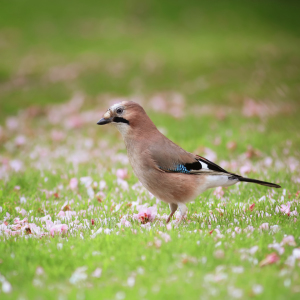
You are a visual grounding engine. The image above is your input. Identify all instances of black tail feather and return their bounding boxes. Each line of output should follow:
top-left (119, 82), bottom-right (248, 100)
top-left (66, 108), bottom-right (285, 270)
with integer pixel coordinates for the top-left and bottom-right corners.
top-left (239, 177), bottom-right (281, 188)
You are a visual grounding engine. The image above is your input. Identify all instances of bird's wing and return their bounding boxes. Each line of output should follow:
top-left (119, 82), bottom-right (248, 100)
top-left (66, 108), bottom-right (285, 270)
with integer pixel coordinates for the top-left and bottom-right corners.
top-left (194, 155), bottom-right (230, 174)
top-left (159, 156), bottom-right (233, 176)
top-left (147, 135), bottom-right (233, 176)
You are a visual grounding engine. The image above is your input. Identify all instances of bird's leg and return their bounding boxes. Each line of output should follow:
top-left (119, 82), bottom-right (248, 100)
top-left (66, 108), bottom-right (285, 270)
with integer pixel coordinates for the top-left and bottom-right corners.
top-left (177, 203), bottom-right (188, 224)
top-left (166, 203), bottom-right (178, 223)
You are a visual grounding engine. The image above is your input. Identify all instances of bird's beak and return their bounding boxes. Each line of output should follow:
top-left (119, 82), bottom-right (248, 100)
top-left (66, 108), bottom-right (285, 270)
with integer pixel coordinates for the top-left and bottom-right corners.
top-left (97, 111), bottom-right (112, 125)
top-left (97, 117), bottom-right (112, 125)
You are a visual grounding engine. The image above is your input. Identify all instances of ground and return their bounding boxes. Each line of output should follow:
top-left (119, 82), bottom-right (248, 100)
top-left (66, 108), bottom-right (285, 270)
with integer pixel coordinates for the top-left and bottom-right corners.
top-left (0, 1), bottom-right (300, 299)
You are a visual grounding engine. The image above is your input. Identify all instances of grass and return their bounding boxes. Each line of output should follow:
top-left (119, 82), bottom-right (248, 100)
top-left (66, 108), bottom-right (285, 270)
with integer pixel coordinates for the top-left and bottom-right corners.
top-left (0, 0), bottom-right (300, 299)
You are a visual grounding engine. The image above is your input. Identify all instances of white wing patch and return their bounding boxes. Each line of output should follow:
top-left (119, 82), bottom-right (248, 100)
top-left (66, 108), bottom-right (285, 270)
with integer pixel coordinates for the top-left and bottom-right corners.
top-left (200, 161), bottom-right (209, 170)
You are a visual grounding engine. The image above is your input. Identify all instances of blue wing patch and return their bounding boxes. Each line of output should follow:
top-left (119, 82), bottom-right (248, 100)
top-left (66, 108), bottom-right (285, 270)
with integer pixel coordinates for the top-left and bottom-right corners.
top-left (160, 164), bottom-right (190, 174)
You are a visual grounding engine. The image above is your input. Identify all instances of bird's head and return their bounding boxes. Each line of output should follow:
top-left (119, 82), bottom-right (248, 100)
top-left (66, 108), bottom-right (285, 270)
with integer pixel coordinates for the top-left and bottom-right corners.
top-left (97, 101), bottom-right (155, 136)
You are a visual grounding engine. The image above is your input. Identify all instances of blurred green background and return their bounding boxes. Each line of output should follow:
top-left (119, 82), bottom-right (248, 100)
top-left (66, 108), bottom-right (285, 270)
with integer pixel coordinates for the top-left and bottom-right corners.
top-left (0, 0), bottom-right (299, 117)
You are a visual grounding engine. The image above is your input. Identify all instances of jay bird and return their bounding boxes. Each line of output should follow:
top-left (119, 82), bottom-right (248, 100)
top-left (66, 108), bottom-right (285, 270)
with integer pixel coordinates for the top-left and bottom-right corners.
top-left (97, 101), bottom-right (281, 223)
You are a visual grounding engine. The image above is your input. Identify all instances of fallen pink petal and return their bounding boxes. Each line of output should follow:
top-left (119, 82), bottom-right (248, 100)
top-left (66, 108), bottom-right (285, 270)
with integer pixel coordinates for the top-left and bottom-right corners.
top-left (259, 252), bottom-right (280, 267)
top-left (69, 178), bottom-right (78, 190)
top-left (50, 224), bottom-right (68, 237)
top-left (280, 235), bottom-right (296, 246)
top-left (259, 223), bottom-right (269, 230)
top-left (116, 168), bottom-right (128, 180)
top-left (281, 202), bottom-right (291, 216)
top-left (249, 203), bottom-right (255, 211)
top-left (134, 205), bottom-right (157, 224)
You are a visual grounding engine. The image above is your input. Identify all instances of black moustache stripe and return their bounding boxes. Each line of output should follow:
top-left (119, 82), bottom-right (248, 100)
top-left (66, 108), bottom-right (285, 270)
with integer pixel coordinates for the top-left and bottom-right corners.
top-left (113, 117), bottom-right (130, 125)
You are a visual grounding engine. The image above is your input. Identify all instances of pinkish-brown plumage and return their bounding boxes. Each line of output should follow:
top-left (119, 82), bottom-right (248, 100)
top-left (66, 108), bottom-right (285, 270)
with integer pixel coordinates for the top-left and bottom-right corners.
top-left (97, 101), bottom-right (281, 223)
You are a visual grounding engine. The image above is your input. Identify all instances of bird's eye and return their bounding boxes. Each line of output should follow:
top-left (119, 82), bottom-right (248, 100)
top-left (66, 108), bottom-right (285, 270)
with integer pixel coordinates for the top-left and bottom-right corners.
top-left (116, 108), bottom-right (123, 114)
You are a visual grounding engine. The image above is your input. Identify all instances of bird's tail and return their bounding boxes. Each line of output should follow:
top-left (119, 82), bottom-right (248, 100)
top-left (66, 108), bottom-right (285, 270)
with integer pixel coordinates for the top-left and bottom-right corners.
top-left (238, 177), bottom-right (281, 188)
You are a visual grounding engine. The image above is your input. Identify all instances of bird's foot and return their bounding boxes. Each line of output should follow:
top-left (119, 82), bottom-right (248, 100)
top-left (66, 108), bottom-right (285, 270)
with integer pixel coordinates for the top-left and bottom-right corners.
top-left (166, 203), bottom-right (178, 224)
top-left (175, 203), bottom-right (188, 226)
top-left (175, 215), bottom-right (187, 226)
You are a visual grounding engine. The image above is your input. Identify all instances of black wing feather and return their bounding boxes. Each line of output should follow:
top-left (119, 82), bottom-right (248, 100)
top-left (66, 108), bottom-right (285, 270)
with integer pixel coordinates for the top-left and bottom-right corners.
top-left (184, 161), bottom-right (202, 171)
top-left (196, 155), bottom-right (229, 173)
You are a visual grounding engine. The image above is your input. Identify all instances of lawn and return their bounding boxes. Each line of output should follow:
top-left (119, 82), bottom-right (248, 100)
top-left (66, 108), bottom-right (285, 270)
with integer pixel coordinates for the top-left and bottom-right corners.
top-left (0, 0), bottom-right (300, 299)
